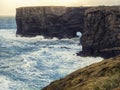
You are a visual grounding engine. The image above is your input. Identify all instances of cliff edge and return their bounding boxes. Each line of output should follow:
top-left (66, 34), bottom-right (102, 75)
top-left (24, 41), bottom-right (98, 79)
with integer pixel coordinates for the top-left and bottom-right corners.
top-left (42, 55), bottom-right (120, 90)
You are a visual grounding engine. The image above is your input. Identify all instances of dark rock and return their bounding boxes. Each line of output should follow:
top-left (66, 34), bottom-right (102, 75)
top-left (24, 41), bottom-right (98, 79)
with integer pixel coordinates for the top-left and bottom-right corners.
top-left (16, 6), bottom-right (120, 58)
top-left (16, 6), bottom-right (88, 38)
top-left (78, 6), bottom-right (120, 58)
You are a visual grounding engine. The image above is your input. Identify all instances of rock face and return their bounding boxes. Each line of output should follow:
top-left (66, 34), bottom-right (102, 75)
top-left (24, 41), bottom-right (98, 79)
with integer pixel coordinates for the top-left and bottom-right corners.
top-left (78, 6), bottom-right (120, 58)
top-left (16, 6), bottom-right (88, 38)
top-left (42, 55), bottom-right (120, 90)
top-left (16, 6), bottom-right (120, 58)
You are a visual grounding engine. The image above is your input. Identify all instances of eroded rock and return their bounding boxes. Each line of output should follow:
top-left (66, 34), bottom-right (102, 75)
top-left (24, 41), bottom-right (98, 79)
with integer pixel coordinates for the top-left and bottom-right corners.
top-left (78, 6), bottom-right (120, 58)
top-left (16, 6), bottom-right (88, 38)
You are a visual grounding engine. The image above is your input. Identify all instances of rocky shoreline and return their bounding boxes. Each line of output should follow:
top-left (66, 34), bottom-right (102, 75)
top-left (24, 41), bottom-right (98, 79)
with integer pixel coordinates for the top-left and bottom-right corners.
top-left (42, 55), bottom-right (120, 90)
top-left (15, 6), bottom-right (120, 90)
top-left (16, 6), bottom-right (120, 58)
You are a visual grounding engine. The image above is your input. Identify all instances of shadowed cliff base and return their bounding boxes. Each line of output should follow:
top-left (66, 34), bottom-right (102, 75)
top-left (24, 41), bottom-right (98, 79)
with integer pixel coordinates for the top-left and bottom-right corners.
top-left (16, 6), bottom-right (88, 39)
top-left (42, 55), bottom-right (120, 90)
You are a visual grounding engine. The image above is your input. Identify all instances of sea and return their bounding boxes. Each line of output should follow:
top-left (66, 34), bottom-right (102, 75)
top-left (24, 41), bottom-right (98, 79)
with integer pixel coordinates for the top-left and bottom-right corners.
top-left (0, 16), bottom-right (103, 90)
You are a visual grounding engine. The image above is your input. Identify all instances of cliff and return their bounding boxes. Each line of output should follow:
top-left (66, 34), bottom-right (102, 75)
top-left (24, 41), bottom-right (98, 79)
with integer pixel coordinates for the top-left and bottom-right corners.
top-left (16, 6), bottom-right (120, 58)
top-left (15, 6), bottom-right (120, 90)
top-left (42, 55), bottom-right (120, 90)
top-left (16, 6), bottom-right (88, 38)
top-left (78, 6), bottom-right (120, 58)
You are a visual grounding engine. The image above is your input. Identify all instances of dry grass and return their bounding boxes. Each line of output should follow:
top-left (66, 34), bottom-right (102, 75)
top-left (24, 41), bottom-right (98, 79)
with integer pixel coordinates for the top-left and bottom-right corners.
top-left (43, 56), bottom-right (120, 90)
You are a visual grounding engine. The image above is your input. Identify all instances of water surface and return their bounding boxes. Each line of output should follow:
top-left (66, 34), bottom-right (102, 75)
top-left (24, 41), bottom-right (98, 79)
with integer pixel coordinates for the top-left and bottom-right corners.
top-left (0, 30), bottom-right (103, 90)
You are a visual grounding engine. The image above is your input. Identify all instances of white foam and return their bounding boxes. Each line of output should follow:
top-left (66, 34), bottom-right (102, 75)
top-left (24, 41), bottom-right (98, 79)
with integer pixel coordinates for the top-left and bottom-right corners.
top-left (0, 29), bottom-right (103, 90)
top-left (0, 29), bottom-right (58, 42)
top-left (0, 76), bottom-right (11, 90)
top-left (0, 76), bottom-right (32, 90)
top-left (22, 58), bottom-right (36, 68)
top-left (76, 32), bottom-right (82, 37)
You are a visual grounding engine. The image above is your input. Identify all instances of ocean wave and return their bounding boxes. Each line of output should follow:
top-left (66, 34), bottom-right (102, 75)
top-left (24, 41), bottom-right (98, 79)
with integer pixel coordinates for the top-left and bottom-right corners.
top-left (0, 29), bottom-right (103, 90)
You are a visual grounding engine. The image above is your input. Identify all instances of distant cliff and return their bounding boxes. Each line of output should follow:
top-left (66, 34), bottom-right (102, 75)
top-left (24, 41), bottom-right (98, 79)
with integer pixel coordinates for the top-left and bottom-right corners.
top-left (78, 6), bottom-right (120, 58)
top-left (16, 6), bottom-right (88, 38)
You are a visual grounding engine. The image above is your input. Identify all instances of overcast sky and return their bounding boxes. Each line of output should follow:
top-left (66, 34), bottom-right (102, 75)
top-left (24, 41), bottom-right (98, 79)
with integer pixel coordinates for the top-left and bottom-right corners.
top-left (0, 0), bottom-right (120, 16)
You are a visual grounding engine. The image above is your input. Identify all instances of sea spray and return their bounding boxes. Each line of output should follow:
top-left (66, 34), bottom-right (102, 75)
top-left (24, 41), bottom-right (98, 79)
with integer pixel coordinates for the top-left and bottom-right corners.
top-left (0, 29), bottom-right (103, 90)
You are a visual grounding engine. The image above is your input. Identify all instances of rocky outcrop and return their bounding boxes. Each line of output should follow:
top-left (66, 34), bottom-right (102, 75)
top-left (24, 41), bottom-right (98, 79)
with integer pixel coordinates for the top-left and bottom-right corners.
top-left (16, 6), bottom-right (88, 38)
top-left (78, 6), bottom-right (120, 58)
top-left (16, 6), bottom-right (120, 58)
top-left (42, 55), bottom-right (120, 90)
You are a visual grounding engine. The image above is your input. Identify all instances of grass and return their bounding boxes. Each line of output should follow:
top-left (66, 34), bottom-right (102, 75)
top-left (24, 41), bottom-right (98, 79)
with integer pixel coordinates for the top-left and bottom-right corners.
top-left (43, 56), bottom-right (120, 90)
top-left (93, 75), bottom-right (120, 90)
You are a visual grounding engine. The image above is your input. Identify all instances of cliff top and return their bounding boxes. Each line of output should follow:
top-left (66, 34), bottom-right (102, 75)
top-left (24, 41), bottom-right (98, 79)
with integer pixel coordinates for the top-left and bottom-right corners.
top-left (85, 6), bottom-right (120, 14)
top-left (16, 6), bottom-right (88, 10)
top-left (16, 6), bottom-right (120, 9)
top-left (43, 55), bottom-right (120, 90)
top-left (16, 6), bottom-right (66, 9)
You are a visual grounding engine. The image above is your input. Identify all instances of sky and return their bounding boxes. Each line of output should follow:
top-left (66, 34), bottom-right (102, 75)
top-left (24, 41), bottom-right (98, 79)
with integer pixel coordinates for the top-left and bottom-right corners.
top-left (0, 0), bottom-right (120, 16)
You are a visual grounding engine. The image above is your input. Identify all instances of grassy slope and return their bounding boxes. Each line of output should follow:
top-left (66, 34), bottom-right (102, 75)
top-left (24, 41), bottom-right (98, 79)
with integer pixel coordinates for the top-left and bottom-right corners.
top-left (43, 56), bottom-right (120, 90)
